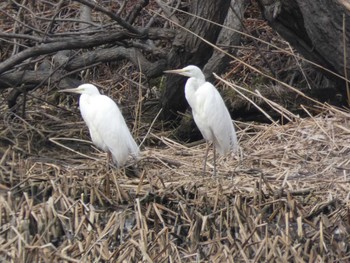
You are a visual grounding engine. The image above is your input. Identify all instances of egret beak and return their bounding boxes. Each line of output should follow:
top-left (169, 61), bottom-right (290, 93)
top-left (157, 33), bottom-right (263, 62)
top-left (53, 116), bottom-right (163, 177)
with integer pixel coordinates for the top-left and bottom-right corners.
top-left (164, 68), bottom-right (188, 76)
top-left (59, 87), bottom-right (82, 94)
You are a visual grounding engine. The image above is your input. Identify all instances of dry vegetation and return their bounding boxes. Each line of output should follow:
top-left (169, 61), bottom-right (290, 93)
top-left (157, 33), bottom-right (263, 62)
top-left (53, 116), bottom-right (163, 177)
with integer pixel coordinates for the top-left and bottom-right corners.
top-left (1, 1), bottom-right (350, 262)
top-left (2, 87), bottom-right (350, 262)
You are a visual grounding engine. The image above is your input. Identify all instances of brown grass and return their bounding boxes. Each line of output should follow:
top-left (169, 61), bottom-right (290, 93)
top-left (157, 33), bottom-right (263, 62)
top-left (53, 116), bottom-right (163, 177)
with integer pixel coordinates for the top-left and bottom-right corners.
top-left (1, 1), bottom-right (350, 262)
top-left (1, 85), bottom-right (350, 262)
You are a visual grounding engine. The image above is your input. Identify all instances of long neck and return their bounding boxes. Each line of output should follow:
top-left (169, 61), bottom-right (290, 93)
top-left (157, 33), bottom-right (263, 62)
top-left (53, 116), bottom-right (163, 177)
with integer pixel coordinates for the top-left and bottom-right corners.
top-left (184, 77), bottom-right (205, 108)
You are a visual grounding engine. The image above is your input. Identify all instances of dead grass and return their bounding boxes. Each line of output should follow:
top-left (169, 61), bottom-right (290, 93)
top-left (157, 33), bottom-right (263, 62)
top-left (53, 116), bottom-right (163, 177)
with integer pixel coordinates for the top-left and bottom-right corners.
top-left (1, 85), bottom-right (350, 262)
top-left (1, 1), bottom-right (350, 262)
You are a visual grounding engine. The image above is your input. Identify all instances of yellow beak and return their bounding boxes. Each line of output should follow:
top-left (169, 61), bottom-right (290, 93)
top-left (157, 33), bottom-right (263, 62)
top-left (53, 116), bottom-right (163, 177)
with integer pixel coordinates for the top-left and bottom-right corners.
top-left (164, 68), bottom-right (187, 75)
top-left (59, 87), bottom-right (82, 94)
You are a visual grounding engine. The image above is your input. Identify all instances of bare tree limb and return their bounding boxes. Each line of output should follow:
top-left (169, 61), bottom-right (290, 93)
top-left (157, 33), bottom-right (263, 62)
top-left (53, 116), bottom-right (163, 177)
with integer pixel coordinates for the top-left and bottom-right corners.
top-left (73, 0), bottom-right (142, 34)
top-left (65, 46), bottom-right (166, 77)
top-left (126, 0), bottom-right (149, 24)
top-left (0, 31), bottom-right (127, 75)
top-left (79, 2), bottom-right (93, 31)
top-left (0, 32), bottom-right (43, 42)
top-left (0, 46), bottom-right (166, 89)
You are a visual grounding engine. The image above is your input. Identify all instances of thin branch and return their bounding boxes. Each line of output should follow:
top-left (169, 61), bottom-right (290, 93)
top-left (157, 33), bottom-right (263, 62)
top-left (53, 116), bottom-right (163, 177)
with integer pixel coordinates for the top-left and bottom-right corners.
top-left (126, 0), bottom-right (149, 25)
top-left (44, 0), bottom-right (65, 37)
top-left (73, 0), bottom-right (142, 35)
top-left (0, 9), bottom-right (46, 36)
top-left (0, 32), bottom-right (44, 42)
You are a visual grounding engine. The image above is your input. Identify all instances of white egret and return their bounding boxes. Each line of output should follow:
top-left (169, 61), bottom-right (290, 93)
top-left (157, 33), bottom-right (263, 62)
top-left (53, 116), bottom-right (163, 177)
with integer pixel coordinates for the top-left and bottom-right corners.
top-left (59, 84), bottom-right (139, 167)
top-left (164, 65), bottom-right (238, 175)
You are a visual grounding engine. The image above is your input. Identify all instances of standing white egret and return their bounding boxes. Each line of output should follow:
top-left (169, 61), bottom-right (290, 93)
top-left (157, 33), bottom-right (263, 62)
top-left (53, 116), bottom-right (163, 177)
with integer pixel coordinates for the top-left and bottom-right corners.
top-left (164, 65), bottom-right (238, 175)
top-left (59, 84), bottom-right (139, 167)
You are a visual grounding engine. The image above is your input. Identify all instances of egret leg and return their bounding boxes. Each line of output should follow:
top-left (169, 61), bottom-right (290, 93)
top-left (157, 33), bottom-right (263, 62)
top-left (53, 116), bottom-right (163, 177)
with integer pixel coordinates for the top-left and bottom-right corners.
top-left (213, 145), bottom-right (217, 176)
top-left (131, 155), bottom-right (141, 177)
top-left (107, 151), bottom-right (112, 169)
top-left (203, 143), bottom-right (210, 176)
top-left (105, 151), bottom-right (112, 197)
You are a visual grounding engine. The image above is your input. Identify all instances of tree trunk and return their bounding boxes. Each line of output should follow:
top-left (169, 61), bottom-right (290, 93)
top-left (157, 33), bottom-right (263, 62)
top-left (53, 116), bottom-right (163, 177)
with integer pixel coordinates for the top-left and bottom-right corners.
top-left (204, 1), bottom-right (246, 82)
top-left (257, 0), bottom-right (350, 96)
top-left (161, 0), bottom-right (232, 120)
top-left (172, 0), bottom-right (247, 141)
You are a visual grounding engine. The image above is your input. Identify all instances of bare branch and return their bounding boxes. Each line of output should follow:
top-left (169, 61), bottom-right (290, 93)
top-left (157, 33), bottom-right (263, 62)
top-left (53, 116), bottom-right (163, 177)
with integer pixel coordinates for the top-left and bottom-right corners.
top-left (73, 0), bottom-right (142, 34)
top-left (0, 70), bottom-right (79, 90)
top-left (0, 45), bottom-right (166, 90)
top-left (126, 0), bottom-right (149, 24)
top-left (0, 31), bottom-right (130, 75)
top-left (65, 46), bottom-right (166, 77)
top-left (0, 9), bottom-right (46, 36)
top-left (79, 3), bottom-right (93, 31)
top-left (44, 0), bottom-right (65, 36)
top-left (154, 0), bottom-right (180, 24)
top-left (0, 32), bottom-right (43, 42)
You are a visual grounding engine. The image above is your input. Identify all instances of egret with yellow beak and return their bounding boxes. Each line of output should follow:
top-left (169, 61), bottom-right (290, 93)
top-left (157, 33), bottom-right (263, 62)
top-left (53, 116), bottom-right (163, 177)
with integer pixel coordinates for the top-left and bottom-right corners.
top-left (164, 65), bottom-right (238, 175)
top-left (59, 84), bottom-right (139, 167)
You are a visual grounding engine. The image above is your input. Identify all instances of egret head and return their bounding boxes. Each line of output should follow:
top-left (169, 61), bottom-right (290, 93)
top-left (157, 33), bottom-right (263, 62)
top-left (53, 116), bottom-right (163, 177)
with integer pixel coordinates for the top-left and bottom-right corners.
top-left (59, 83), bottom-right (101, 95)
top-left (164, 65), bottom-right (205, 80)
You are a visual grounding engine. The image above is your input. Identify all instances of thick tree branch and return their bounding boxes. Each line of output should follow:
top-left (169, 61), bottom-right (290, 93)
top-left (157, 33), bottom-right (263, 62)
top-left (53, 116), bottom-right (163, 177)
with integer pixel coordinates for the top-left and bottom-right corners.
top-left (0, 31), bottom-right (127, 75)
top-left (0, 28), bottom-right (174, 76)
top-left (66, 46), bottom-right (166, 77)
top-left (0, 46), bottom-right (166, 89)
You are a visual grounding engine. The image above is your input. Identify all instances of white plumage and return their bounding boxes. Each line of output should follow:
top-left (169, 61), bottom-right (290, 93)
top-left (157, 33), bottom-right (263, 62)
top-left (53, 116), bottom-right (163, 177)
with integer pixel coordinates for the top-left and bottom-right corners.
top-left (165, 65), bottom-right (238, 174)
top-left (60, 84), bottom-right (139, 167)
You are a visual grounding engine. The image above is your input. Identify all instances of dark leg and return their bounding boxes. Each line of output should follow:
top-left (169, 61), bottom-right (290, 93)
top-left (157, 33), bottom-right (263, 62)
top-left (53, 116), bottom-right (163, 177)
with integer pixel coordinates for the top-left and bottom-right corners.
top-left (213, 145), bottom-right (217, 176)
top-left (203, 143), bottom-right (210, 176)
top-left (105, 151), bottom-right (111, 196)
top-left (107, 151), bottom-right (112, 168)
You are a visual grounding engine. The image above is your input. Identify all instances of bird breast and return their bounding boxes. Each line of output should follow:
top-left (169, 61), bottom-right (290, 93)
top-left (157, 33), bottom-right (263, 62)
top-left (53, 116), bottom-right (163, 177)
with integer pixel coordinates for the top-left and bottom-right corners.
top-left (186, 81), bottom-right (238, 155)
